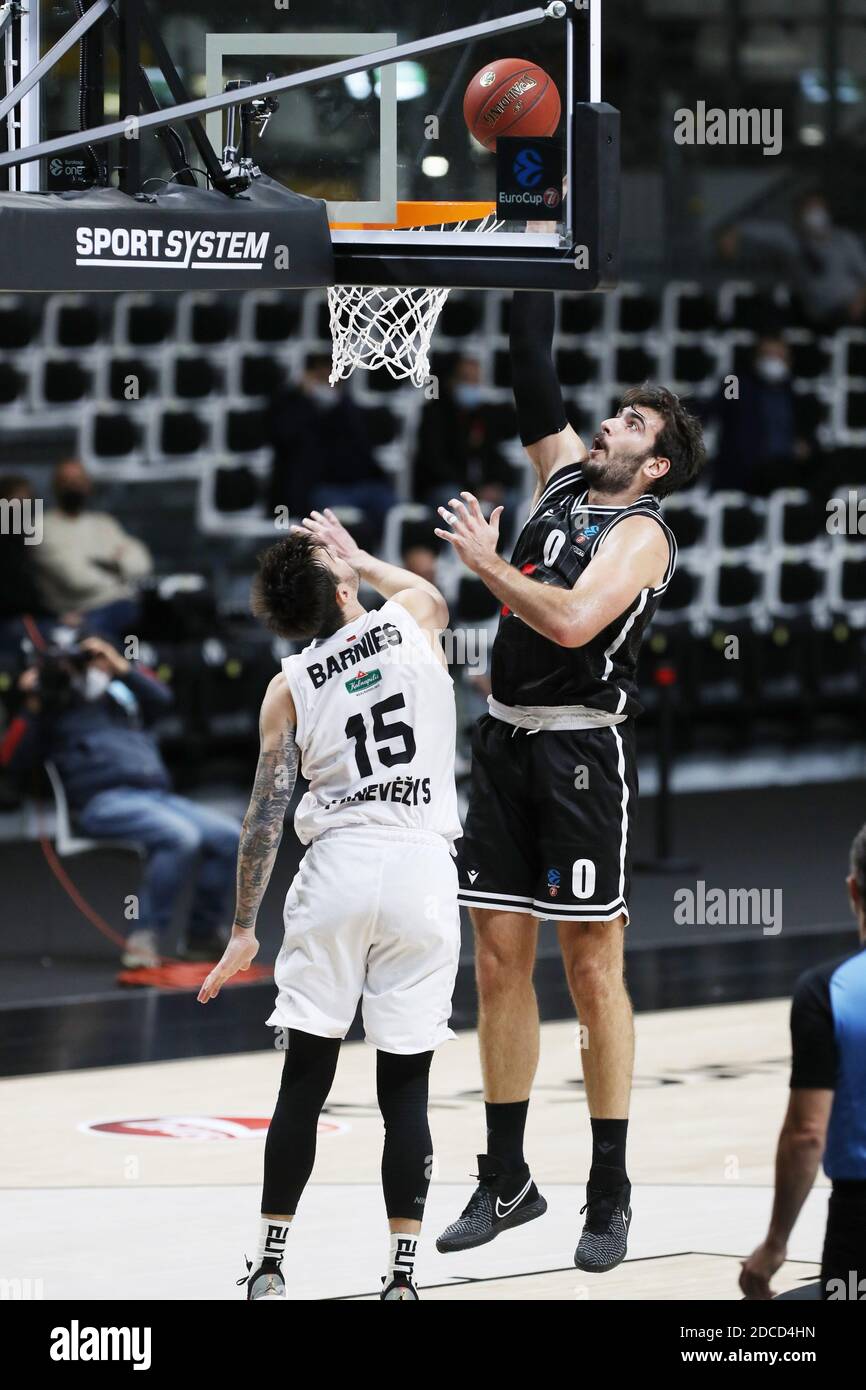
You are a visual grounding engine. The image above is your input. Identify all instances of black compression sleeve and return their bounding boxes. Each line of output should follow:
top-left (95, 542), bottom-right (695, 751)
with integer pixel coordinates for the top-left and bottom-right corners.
top-left (510, 290), bottom-right (568, 448)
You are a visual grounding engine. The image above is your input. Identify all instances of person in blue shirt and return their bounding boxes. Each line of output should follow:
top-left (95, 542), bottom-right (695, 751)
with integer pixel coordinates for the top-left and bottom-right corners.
top-left (741, 824), bottom-right (866, 1300)
top-left (1, 635), bottom-right (240, 970)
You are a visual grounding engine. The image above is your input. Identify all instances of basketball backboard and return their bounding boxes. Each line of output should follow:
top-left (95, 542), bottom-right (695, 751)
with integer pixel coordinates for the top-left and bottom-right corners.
top-left (1, 0), bottom-right (618, 291)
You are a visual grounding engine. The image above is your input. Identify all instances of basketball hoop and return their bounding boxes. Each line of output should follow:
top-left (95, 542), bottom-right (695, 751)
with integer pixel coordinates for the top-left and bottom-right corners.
top-left (327, 201), bottom-right (502, 389)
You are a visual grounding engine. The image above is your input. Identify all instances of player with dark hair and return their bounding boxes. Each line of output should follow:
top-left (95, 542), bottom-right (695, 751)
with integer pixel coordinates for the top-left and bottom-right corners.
top-left (200, 517), bottom-right (461, 1301)
top-left (434, 290), bottom-right (705, 1272)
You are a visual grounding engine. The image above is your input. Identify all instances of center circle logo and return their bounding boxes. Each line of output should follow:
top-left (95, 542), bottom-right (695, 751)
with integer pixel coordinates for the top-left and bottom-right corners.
top-left (480, 70), bottom-right (497, 87)
top-left (513, 147), bottom-right (544, 188)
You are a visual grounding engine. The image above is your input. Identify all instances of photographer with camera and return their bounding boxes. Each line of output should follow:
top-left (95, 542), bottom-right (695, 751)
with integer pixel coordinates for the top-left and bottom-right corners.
top-left (1, 636), bottom-right (240, 970)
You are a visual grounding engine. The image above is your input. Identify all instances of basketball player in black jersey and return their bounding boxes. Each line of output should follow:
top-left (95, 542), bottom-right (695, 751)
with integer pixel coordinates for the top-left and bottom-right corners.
top-left (433, 290), bottom-right (705, 1272)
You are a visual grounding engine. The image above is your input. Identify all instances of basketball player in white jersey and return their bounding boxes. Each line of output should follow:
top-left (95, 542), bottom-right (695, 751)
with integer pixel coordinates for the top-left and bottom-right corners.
top-left (198, 511), bottom-right (461, 1301)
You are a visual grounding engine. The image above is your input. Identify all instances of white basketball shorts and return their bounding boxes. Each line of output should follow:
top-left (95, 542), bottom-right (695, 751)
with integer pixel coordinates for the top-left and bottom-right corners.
top-left (266, 826), bottom-right (461, 1054)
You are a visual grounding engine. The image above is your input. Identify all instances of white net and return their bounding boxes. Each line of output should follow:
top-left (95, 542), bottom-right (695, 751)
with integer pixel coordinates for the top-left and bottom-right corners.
top-left (328, 211), bottom-right (501, 389)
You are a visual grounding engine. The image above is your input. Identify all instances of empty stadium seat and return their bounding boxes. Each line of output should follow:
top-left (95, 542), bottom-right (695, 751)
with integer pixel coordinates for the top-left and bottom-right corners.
top-left (104, 354), bottom-right (161, 402)
top-left (766, 554), bottom-right (828, 619)
top-left (616, 287), bottom-right (661, 333)
top-left (715, 492), bottom-right (768, 551)
top-left (237, 352), bottom-right (287, 398)
top-left (36, 357), bottom-right (92, 407)
top-left (45, 295), bottom-right (104, 349)
top-left (671, 341), bottom-right (718, 384)
top-left (152, 405), bottom-right (212, 461)
top-left (83, 406), bottom-right (147, 467)
top-left (615, 343), bottom-right (660, 382)
top-left (652, 562), bottom-right (706, 626)
top-left (828, 545), bottom-right (866, 628)
top-left (0, 295), bottom-right (42, 349)
top-left (113, 293), bottom-right (176, 348)
top-left (663, 282), bottom-right (718, 333)
top-left (0, 361), bottom-right (26, 406)
top-left (177, 292), bottom-right (237, 347)
top-left (239, 291), bottom-right (302, 345)
top-left (661, 495), bottom-right (709, 553)
top-left (554, 346), bottom-right (599, 386)
top-left (558, 294), bottom-right (605, 336)
top-left (172, 354), bottom-right (224, 400)
top-left (439, 294), bottom-right (485, 337)
top-left (706, 556), bottom-right (766, 623)
top-left (767, 489), bottom-right (826, 550)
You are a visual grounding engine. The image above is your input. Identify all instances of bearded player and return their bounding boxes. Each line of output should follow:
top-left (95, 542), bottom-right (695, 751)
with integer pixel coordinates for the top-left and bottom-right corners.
top-left (199, 513), bottom-right (461, 1301)
top-left (433, 290), bottom-right (705, 1272)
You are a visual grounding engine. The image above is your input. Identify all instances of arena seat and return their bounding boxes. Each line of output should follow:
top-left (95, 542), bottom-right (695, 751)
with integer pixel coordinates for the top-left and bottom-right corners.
top-left (113, 293), bottom-right (177, 349)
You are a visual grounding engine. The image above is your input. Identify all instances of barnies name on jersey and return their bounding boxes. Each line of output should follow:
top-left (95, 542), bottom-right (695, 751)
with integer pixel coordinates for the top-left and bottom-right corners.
top-left (307, 622), bottom-right (402, 689)
top-left (325, 776), bottom-right (432, 811)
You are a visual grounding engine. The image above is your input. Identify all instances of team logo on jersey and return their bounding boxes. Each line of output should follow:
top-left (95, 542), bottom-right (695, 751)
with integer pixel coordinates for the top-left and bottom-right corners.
top-left (547, 867), bottom-right (561, 898)
top-left (345, 668), bottom-right (382, 695)
top-left (573, 524), bottom-right (600, 547)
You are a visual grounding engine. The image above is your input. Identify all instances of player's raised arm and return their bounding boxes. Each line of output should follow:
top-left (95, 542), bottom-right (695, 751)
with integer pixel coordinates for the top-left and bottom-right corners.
top-left (300, 508), bottom-right (449, 631)
top-left (437, 497), bottom-right (668, 649)
top-left (510, 290), bottom-right (587, 502)
top-left (198, 673), bottom-right (298, 1003)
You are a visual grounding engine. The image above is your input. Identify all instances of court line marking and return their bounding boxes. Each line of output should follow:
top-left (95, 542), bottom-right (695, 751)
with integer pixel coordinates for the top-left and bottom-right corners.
top-left (331, 1252), bottom-right (703, 1300)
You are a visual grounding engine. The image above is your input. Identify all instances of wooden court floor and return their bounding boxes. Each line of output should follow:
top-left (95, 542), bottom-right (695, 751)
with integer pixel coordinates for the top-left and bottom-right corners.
top-left (0, 999), bottom-right (828, 1300)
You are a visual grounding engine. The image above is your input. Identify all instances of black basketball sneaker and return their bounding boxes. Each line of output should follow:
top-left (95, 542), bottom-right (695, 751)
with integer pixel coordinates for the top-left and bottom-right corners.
top-left (574, 1180), bottom-right (632, 1273)
top-left (238, 1258), bottom-right (286, 1300)
top-left (380, 1273), bottom-right (420, 1300)
top-left (436, 1155), bottom-right (547, 1253)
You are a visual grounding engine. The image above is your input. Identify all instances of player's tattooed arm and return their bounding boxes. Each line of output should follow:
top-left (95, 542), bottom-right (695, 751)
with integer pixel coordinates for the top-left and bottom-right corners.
top-left (198, 676), bottom-right (297, 1004)
top-left (233, 675), bottom-right (299, 932)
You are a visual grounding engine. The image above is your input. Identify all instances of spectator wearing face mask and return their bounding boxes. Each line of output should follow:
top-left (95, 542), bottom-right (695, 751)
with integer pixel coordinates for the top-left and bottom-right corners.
top-left (266, 354), bottom-right (395, 540)
top-left (413, 354), bottom-right (520, 508)
top-left (33, 459), bottom-right (153, 641)
top-left (0, 636), bottom-right (241, 970)
top-left (712, 337), bottom-right (814, 496)
top-left (719, 193), bottom-right (866, 330)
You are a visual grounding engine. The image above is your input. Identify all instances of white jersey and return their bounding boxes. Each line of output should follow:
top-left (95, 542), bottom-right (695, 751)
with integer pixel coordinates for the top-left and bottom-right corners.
top-left (281, 599), bottom-right (462, 847)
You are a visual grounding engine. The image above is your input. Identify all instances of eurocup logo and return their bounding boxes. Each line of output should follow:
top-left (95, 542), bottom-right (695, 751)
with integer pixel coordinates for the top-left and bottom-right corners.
top-left (513, 147), bottom-right (545, 188)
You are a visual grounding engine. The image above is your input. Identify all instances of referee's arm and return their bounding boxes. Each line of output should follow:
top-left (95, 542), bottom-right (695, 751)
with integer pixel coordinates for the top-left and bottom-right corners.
top-left (510, 291), bottom-right (587, 503)
top-left (739, 970), bottom-right (835, 1299)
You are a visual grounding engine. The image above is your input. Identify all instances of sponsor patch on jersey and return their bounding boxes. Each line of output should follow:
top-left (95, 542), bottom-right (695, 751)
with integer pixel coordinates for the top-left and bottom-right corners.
top-left (345, 668), bottom-right (382, 695)
top-left (547, 866), bottom-right (561, 898)
top-left (573, 524), bottom-right (600, 547)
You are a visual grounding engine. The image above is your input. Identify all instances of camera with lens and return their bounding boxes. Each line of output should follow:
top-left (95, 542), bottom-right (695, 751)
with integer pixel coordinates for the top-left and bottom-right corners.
top-left (36, 643), bottom-right (95, 708)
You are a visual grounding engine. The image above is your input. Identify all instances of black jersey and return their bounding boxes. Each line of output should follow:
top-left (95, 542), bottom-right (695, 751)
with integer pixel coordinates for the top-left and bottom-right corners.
top-left (490, 462), bottom-right (677, 715)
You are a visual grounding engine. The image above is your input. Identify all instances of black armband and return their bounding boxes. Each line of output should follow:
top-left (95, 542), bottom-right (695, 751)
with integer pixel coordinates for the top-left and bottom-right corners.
top-left (509, 290), bottom-right (568, 448)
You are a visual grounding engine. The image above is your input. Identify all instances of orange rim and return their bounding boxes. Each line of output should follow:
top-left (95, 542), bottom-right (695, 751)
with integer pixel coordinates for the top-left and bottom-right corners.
top-left (331, 200), bottom-right (497, 230)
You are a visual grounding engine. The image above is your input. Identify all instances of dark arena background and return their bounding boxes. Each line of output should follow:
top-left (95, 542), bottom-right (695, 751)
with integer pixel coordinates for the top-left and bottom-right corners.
top-left (0, 0), bottom-right (865, 1341)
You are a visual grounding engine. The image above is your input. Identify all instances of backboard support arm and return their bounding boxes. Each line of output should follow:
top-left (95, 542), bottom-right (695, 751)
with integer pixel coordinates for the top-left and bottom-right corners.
top-left (0, 4), bottom-right (564, 177)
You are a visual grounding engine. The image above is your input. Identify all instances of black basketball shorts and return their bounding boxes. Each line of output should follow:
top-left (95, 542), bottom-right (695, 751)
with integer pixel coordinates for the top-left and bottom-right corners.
top-left (456, 714), bottom-right (638, 923)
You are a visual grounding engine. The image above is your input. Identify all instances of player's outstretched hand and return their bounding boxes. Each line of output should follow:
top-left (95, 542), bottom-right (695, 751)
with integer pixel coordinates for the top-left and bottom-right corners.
top-left (197, 930), bottom-right (260, 1003)
top-left (298, 508), bottom-right (363, 565)
top-left (435, 492), bottom-right (504, 576)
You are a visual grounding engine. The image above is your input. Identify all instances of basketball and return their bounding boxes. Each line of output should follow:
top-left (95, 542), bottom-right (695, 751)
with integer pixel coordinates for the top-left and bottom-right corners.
top-left (463, 58), bottom-right (561, 151)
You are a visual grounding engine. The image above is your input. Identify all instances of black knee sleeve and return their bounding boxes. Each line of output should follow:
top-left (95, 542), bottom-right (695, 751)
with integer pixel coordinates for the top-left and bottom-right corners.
top-left (376, 1049), bottom-right (434, 1220)
top-left (261, 1030), bottom-right (341, 1215)
top-left (510, 290), bottom-right (568, 447)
